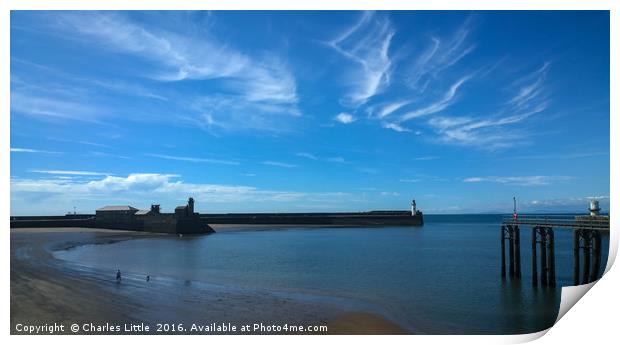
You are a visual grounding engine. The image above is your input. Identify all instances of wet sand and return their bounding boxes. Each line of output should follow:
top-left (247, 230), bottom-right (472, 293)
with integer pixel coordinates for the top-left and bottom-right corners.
top-left (11, 227), bottom-right (410, 335)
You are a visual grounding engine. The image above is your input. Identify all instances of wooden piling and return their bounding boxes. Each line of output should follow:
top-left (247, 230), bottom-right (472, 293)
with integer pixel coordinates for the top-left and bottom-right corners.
top-left (514, 225), bottom-right (521, 278)
top-left (573, 230), bottom-right (580, 285)
top-left (540, 228), bottom-right (548, 286)
top-left (531, 227), bottom-right (538, 287)
top-left (547, 228), bottom-right (556, 287)
top-left (501, 226), bottom-right (506, 279)
top-left (591, 231), bottom-right (602, 282)
top-left (582, 232), bottom-right (591, 284)
top-left (508, 226), bottom-right (515, 277)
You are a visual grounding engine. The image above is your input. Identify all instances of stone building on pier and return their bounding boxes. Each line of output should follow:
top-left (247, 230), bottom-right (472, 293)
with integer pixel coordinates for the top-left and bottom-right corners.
top-left (94, 197), bottom-right (212, 234)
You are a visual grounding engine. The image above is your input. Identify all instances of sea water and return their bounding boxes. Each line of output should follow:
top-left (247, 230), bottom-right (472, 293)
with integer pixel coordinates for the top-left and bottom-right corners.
top-left (53, 214), bottom-right (609, 334)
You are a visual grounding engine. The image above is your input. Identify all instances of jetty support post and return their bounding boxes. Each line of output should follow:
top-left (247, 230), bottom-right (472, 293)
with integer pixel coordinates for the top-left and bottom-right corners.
top-left (582, 231), bottom-right (591, 284)
top-left (501, 225), bottom-right (506, 279)
top-left (531, 226), bottom-right (538, 287)
top-left (591, 230), bottom-right (602, 282)
top-left (547, 227), bottom-right (556, 287)
top-left (508, 225), bottom-right (515, 277)
top-left (514, 225), bottom-right (521, 278)
top-left (573, 229), bottom-right (580, 285)
top-left (540, 227), bottom-right (548, 287)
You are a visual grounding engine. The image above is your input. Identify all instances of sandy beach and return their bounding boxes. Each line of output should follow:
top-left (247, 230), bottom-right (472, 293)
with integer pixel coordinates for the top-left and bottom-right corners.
top-left (10, 227), bottom-right (409, 335)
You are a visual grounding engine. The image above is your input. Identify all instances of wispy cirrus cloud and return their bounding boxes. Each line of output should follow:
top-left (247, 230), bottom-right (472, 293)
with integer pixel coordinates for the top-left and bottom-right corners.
top-left (29, 169), bottom-right (112, 176)
top-left (296, 152), bottom-right (347, 164)
top-left (11, 91), bottom-right (104, 123)
top-left (262, 161), bottom-right (298, 168)
top-left (54, 12), bottom-right (246, 81)
top-left (508, 62), bottom-right (551, 111)
top-left (405, 17), bottom-right (476, 92)
top-left (86, 79), bottom-right (168, 101)
top-left (427, 105), bottom-right (547, 149)
top-left (296, 152), bottom-right (318, 160)
top-left (42, 12), bottom-right (299, 133)
top-left (186, 91), bottom-right (300, 134)
top-left (399, 75), bottom-right (472, 122)
top-left (381, 122), bottom-right (411, 132)
top-left (376, 100), bottom-right (411, 119)
top-left (146, 153), bottom-right (240, 166)
top-left (463, 175), bottom-right (573, 186)
top-left (88, 151), bottom-right (131, 160)
top-left (45, 137), bottom-right (111, 148)
top-left (423, 63), bottom-right (551, 148)
top-left (399, 178), bottom-right (420, 183)
top-left (11, 147), bottom-right (62, 154)
top-left (327, 11), bottom-right (394, 106)
top-left (378, 75), bottom-right (472, 133)
top-left (369, 16), bottom-right (550, 149)
top-left (12, 59), bottom-right (168, 101)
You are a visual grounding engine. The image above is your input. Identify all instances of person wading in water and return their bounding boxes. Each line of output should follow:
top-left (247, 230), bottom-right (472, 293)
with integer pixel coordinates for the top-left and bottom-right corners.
top-left (116, 269), bottom-right (121, 282)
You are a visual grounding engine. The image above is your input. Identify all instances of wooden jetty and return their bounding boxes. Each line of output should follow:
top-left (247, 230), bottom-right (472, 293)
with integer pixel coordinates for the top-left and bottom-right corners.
top-left (500, 201), bottom-right (609, 287)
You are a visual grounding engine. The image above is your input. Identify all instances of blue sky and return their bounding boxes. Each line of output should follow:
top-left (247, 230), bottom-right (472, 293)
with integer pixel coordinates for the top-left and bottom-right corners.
top-left (10, 11), bottom-right (610, 215)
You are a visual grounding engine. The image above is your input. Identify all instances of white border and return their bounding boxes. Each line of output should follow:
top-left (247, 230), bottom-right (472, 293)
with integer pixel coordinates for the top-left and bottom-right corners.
top-left (2, 1), bottom-right (616, 344)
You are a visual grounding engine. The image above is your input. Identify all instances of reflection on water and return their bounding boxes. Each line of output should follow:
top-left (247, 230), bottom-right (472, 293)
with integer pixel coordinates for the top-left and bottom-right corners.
top-left (54, 214), bottom-right (609, 334)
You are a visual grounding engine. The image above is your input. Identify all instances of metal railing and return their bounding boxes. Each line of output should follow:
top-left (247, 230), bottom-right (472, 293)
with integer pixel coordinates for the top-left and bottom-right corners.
top-left (501, 215), bottom-right (610, 231)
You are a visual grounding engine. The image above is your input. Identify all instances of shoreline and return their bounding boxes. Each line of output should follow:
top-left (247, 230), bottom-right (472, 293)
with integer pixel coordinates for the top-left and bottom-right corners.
top-left (11, 227), bottom-right (410, 335)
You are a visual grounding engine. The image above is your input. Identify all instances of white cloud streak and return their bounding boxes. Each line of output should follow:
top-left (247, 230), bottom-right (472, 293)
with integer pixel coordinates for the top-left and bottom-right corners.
top-left (427, 97), bottom-right (547, 148)
top-left (296, 152), bottom-right (318, 160)
top-left (30, 169), bottom-right (112, 176)
top-left (56, 13), bottom-right (245, 81)
top-left (146, 153), bottom-right (240, 166)
top-left (46, 12), bottom-right (299, 133)
top-left (508, 62), bottom-right (551, 111)
top-left (296, 152), bottom-right (347, 164)
top-left (377, 100), bottom-right (410, 118)
top-left (11, 91), bottom-right (104, 122)
top-left (262, 161), bottom-right (298, 168)
top-left (463, 175), bottom-right (574, 186)
top-left (382, 122), bottom-right (411, 132)
top-left (422, 62), bottom-right (551, 149)
top-left (400, 75), bottom-right (471, 122)
top-left (11, 147), bottom-right (62, 154)
top-left (328, 11), bottom-right (394, 105)
top-left (406, 17), bottom-right (476, 92)
top-left (399, 179), bottom-right (420, 183)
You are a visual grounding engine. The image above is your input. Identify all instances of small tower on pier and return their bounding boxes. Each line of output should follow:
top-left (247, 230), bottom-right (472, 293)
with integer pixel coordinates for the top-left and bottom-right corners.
top-left (188, 197), bottom-right (195, 215)
top-left (589, 200), bottom-right (601, 216)
top-left (411, 199), bottom-right (417, 216)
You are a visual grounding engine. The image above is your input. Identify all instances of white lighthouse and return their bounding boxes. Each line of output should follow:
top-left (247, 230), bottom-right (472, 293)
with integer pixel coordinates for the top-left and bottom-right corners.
top-left (589, 200), bottom-right (601, 216)
top-left (411, 199), bottom-right (417, 216)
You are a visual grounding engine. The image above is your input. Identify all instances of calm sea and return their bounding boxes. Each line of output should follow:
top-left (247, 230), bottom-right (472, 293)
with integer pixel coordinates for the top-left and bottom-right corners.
top-left (53, 214), bottom-right (609, 334)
